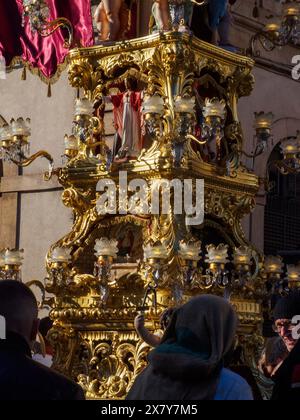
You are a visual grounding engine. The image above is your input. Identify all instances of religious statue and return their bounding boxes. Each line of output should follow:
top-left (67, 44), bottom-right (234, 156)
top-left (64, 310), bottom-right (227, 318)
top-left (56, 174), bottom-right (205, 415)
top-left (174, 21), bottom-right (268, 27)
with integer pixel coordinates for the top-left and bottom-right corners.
top-left (204, 0), bottom-right (236, 47)
top-left (150, 0), bottom-right (206, 33)
top-left (94, 0), bottom-right (131, 41)
top-left (208, 0), bottom-right (229, 45)
top-left (151, 0), bottom-right (171, 32)
top-left (105, 77), bottom-right (143, 160)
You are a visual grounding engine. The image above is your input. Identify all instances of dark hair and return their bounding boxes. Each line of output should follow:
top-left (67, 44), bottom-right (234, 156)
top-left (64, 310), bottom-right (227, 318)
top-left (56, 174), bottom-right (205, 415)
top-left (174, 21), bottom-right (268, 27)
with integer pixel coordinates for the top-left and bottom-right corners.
top-left (273, 290), bottom-right (300, 321)
top-left (39, 317), bottom-right (53, 339)
top-left (125, 77), bottom-right (138, 91)
top-left (0, 280), bottom-right (37, 314)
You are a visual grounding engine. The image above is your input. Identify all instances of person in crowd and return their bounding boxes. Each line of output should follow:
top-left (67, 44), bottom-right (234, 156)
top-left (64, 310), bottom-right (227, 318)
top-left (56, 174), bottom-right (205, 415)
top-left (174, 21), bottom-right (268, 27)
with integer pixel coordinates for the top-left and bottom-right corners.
top-left (127, 294), bottom-right (253, 400)
top-left (258, 337), bottom-right (289, 379)
top-left (0, 280), bottom-right (85, 400)
top-left (271, 290), bottom-right (300, 400)
top-left (32, 316), bottom-right (54, 368)
top-left (134, 307), bottom-right (176, 347)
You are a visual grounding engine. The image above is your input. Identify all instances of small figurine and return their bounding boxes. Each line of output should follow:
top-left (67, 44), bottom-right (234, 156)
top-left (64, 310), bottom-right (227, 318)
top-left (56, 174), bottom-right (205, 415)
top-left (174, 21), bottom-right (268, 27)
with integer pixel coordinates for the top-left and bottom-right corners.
top-left (150, 0), bottom-right (206, 33)
top-left (208, 0), bottom-right (236, 47)
top-left (105, 77), bottom-right (143, 160)
top-left (94, 0), bottom-right (131, 42)
top-left (151, 0), bottom-right (171, 32)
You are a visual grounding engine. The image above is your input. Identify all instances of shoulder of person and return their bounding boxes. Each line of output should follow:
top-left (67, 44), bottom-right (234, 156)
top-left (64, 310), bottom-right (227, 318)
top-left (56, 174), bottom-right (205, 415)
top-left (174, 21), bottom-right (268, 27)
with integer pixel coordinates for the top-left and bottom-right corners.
top-left (221, 368), bottom-right (250, 385)
top-left (215, 368), bottom-right (253, 401)
top-left (28, 358), bottom-right (85, 400)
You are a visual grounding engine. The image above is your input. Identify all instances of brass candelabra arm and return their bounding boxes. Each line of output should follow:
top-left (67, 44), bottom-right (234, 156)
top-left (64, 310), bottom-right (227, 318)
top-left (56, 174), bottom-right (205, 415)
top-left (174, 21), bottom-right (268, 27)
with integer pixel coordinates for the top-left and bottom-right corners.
top-left (271, 159), bottom-right (300, 175)
top-left (25, 279), bottom-right (54, 310)
top-left (248, 25), bottom-right (294, 57)
top-left (240, 142), bottom-right (266, 160)
top-left (186, 133), bottom-right (207, 146)
top-left (10, 150), bottom-right (54, 180)
top-left (10, 150), bottom-right (53, 167)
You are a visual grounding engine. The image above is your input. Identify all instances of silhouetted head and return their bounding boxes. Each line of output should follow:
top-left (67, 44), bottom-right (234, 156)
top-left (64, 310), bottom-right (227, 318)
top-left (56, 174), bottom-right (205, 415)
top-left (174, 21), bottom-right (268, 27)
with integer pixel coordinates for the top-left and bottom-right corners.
top-left (39, 316), bottom-right (53, 346)
top-left (0, 280), bottom-right (39, 347)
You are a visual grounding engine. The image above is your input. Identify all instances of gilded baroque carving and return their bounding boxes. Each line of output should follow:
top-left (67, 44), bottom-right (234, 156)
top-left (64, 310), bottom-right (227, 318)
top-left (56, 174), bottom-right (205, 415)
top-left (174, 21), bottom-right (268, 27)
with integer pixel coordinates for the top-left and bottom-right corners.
top-left (41, 33), bottom-right (266, 399)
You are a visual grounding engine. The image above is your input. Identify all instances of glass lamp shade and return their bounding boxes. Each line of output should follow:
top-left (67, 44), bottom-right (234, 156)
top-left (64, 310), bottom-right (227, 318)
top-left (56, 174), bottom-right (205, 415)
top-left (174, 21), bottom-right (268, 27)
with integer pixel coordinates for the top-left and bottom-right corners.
top-left (203, 98), bottom-right (226, 120)
top-left (280, 137), bottom-right (299, 157)
top-left (49, 247), bottom-right (72, 264)
top-left (233, 246), bottom-right (253, 266)
top-left (254, 111), bottom-right (274, 131)
top-left (0, 124), bottom-right (12, 143)
top-left (142, 95), bottom-right (164, 115)
top-left (64, 134), bottom-right (80, 151)
top-left (174, 96), bottom-right (195, 114)
top-left (264, 255), bottom-right (284, 274)
top-left (10, 118), bottom-right (31, 138)
top-left (287, 264), bottom-right (300, 282)
top-left (283, 3), bottom-right (300, 19)
top-left (265, 23), bottom-right (281, 33)
top-left (4, 249), bottom-right (24, 266)
top-left (94, 238), bottom-right (118, 259)
top-left (179, 240), bottom-right (201, 262)
top-left (143, 242), bottom-right (168, 260)
top-left (205, 244), bottom-right (229, 264)
top-left (74, 98), bottom-right (94, 117)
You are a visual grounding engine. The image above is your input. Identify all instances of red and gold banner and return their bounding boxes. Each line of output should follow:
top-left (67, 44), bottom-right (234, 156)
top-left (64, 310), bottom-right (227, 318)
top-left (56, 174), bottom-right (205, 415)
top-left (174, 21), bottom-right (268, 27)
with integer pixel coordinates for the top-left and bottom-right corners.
top-left (0, 0), bottom-right (94, 82)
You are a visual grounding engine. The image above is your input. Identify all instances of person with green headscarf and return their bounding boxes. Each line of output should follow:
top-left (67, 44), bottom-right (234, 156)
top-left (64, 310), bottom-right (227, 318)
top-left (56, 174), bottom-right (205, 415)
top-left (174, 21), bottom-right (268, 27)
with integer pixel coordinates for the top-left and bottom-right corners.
top-left (127, 294), bottom-right (253, 400)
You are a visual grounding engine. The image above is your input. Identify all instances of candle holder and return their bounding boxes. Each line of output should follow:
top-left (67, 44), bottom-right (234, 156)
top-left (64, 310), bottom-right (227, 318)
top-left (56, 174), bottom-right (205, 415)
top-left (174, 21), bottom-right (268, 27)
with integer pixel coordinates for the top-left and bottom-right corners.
top-left (0, 249), bottom-right (24, 281)
top-left (94, 238), bottom-right (119, 305)
top-left (205, 244), bottom-right (229, 288)
top-left (0, 116), bottom-right (53, 176)
top-left (142, 94), bottom-right (164, 137)
top-left (249, 1), bottom-right (300, 55)
top-left (64, 134), bottom-right (80, 160)
top-left (232, 246), bottom-right (254, 286)
top-left (202, 98), bottom-right (226, 161)
top-left (286, 265), bottom-right (300, 289)
top-left (46, 247), bottom-right (72, 292)
top-left (263, 255), bottom-right (284, 293)
top-left (142, 241), bottom-right (168, 309)
top-left (178, 239), bottom-right (201, 282)
top-left (72, 98), bottom-right (95, 143)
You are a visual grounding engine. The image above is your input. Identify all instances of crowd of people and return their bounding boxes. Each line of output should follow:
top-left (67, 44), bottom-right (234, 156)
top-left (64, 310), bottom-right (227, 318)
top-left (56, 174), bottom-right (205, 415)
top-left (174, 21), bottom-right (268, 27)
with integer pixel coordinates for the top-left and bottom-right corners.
top-left (0, 279), bottom-right (300, 400)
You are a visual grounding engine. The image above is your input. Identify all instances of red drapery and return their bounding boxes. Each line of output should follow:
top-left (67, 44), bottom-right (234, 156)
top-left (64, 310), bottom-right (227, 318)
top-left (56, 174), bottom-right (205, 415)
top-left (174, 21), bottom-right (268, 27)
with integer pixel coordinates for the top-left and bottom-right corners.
top-left (0, 0), bottom-right (94, 81)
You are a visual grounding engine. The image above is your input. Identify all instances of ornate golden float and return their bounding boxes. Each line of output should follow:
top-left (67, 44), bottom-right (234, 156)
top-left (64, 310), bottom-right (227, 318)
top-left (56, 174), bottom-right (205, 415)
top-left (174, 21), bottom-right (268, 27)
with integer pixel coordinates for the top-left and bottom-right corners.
top-left (40, 32), bottom-right (268, 399)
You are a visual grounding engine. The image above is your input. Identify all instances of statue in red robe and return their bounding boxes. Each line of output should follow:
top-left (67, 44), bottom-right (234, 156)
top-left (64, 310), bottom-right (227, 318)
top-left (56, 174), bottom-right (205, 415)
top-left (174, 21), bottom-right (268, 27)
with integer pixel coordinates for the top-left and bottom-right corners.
top-left (107, 77), bottom-right (143, 159)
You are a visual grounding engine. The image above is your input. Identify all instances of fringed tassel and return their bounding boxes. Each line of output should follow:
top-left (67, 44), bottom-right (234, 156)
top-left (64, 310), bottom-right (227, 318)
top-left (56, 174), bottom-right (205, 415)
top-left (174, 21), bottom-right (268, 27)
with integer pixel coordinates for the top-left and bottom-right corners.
top-left (47, 82), bottom-right (52, 98)
top-left (21, 66), bottom-right (27, 81)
